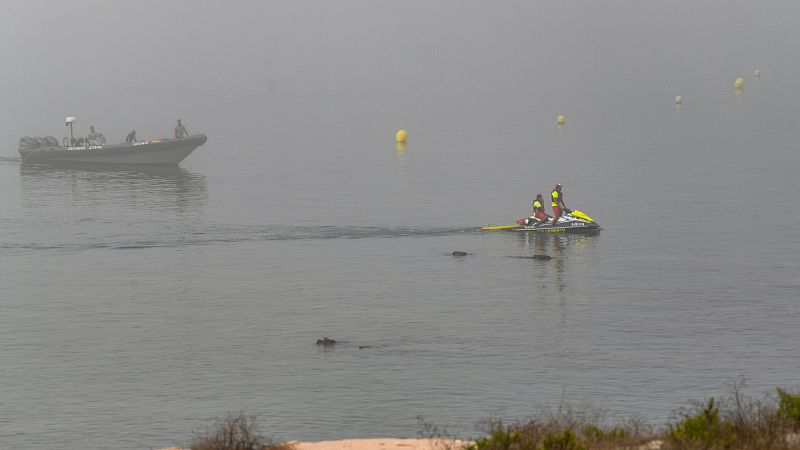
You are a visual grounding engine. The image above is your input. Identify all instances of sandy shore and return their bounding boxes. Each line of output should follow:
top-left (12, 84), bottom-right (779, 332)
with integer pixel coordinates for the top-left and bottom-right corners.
top-left (159, 433), bottom-right (800, 450)
top-left (290, 439), bottom-right (664, 450)
top-left (160, 437), bottom-right (673, 450)
top-left (161, 438), bottom-right (471, 450)
top-left (291, 438), bottom-right (471, 450)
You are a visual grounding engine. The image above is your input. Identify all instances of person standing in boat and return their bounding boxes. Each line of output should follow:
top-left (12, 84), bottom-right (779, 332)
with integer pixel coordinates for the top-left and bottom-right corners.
top-left (550, 183), bottom-right (567, 226)
top-left (125, 130), bottom-right (137, 144)
top-left (174, 119), bottom-right (189, 138)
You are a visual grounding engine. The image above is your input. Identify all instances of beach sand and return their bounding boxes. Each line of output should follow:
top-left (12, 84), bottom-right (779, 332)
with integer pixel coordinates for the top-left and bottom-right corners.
top-left (286, 439), bottom-right (666, 450)
top-left (160, 438), bottom-right (470, 450)
top-left (160, 437), bottom-right (672, 450)
top-left (291, 438), bottom-right (470, 450)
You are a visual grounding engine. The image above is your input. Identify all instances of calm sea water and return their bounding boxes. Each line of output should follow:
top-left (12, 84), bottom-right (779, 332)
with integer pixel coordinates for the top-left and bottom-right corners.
top-left (3, 8), bottom-right (800, 449)
top-left (2, 81), bottom-right (798, 449)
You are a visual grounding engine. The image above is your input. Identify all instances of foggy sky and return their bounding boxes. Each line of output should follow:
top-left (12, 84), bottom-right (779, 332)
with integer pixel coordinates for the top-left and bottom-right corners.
top-left (2, 0), bottom-right (799, 97)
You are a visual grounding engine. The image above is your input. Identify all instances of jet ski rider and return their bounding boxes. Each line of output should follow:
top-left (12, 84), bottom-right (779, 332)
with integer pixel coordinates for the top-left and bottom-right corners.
top-left (529, 194), bottom-right (550, 225)
top-left (551, 183), bottom-right (567, 226)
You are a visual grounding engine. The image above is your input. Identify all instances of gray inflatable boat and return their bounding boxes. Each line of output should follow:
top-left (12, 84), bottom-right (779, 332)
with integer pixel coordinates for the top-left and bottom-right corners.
top-left (19, 134), bottom-right (207, 165)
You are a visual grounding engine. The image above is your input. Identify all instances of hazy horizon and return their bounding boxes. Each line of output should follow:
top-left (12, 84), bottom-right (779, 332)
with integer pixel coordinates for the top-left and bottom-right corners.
top-left (3, 1), bottom-right (799, 95)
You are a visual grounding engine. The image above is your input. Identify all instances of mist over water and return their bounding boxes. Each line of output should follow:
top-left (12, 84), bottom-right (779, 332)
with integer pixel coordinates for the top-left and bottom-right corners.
top-left (2, 1), bottom-right (800, 449)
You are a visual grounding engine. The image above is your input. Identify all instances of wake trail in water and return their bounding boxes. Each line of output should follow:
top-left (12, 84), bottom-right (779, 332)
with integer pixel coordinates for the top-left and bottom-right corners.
top-left (1, 225), bottom-right (479, 251)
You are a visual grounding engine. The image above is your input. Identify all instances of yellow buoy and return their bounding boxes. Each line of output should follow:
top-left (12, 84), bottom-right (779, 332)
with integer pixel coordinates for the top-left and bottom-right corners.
top-left (734, 77), bottom-right (745, 89)
top-left (396, 142), bottom-right (407, 152)
top-left (395, 129), bottom-right (407, 143)
top-left (556, 115), bottom-right (566, 125)
top-left (675, 95), bottom-right (683, 105)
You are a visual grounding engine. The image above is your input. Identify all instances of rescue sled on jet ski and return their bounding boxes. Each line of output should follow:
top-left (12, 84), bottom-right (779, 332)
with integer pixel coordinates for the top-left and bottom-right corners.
top-left (481, 209), bottom-right (600, 233)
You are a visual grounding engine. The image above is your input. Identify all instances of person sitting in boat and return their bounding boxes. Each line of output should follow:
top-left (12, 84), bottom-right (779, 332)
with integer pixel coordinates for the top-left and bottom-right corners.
top-left (174, 119), bottom-right (189, 138)
top-left (87, 126), bottom-right (107, 145)
top-left (530, 194), bottom-right (550, 225)
top-left (87, 126), bottom-right (98, 144)
top-left (550, 183), bottom-right (567, 226)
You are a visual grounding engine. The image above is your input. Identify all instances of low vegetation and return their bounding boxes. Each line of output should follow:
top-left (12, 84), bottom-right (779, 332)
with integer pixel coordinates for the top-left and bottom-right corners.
top-left (777, 389), bottom-right (800, 426)
top-left (453, 384), bottom-right (800, 450)
top-left (663, 384), bottom-right (800, 449)
top-left (190, 412), bottom-right (293, 450)
top-left (187, 386), bottom-right (800, 450)
top-left (462, 416), bottom-right (654, 450)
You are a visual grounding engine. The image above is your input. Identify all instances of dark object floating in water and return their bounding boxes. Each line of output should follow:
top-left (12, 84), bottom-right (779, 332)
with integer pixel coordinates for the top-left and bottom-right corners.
top-left (316, 337), bottom-right (336, 346)
top-left (451, 251), bottom-right (469, 257)
top-left (507, 255), bottom-right (552, 260)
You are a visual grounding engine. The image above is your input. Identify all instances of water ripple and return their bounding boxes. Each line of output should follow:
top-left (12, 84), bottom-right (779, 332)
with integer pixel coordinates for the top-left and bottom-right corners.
top-left (0, 225), bottom-right (478, 251)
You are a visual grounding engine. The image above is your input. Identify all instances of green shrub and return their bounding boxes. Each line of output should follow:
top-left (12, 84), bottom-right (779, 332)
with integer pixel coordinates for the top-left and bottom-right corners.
top-left (540, 429), bottom-right (585, 450)
top-left (580, 424), bottom-right (626, 442)
top-left (666, 398), bottom-right (734, 449)
top-left (465, 418), bottom-right (650, 450)
top-left (466, 421), bottom-right (524, 450)
top-left (777, 388), bottom-right (800, 424)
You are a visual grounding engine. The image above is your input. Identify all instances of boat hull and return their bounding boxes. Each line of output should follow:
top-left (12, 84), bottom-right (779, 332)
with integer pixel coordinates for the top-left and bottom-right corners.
top-left (515, 223), bottom-right (601, 233)
top-left (481, 210), bottom-right (600, 233)
top-left (481, 224), bottom-right (600, 233)
top-left (19, 134), bottom-right (207, 165)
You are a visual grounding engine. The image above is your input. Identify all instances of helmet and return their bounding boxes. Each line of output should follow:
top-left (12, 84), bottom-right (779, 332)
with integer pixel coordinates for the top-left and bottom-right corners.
top-left (554, 183), bottom-right (562, 189)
